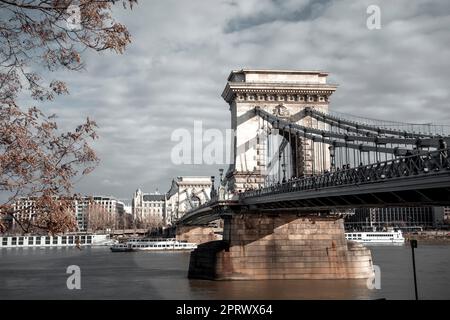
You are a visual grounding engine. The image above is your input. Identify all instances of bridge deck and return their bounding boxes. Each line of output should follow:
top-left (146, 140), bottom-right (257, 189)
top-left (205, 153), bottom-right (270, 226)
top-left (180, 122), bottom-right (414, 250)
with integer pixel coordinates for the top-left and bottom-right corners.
top-left (178, 149), bottom-right (450, 225)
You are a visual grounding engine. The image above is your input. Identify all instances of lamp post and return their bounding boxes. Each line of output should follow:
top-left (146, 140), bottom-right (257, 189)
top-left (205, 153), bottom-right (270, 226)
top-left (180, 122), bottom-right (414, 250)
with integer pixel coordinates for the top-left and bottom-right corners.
top-left (329, 145), bottom-right (335, 172)
top-left (210, 175), bottom-right (216, 198)
top-left (410, 239), bottom-right (419, 300)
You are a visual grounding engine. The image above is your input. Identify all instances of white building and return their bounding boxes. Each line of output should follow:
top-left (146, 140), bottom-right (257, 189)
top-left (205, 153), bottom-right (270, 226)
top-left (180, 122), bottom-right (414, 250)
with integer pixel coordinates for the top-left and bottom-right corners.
top-left (75, 196), bottom-right (124, 231)
top-left (444, 207), bottom-right (450, 224)
top-left (166, 176), bottom-right (213, 224)
top-left (8, 195), bottom-right (124, 232)
top-left (123, 202), bottom-right (132, 215)
top-left (132, 176), bottom-right (213, 226)
top-left (132, 189), bottom-right (166, 226)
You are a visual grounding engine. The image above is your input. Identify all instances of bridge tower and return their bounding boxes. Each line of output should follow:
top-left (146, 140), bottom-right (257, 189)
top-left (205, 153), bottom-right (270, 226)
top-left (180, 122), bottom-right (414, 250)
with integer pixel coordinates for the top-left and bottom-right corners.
top-left (185, 70), bottom-right (374, 281)
top-left (222, 69), bottom-right (337, 192)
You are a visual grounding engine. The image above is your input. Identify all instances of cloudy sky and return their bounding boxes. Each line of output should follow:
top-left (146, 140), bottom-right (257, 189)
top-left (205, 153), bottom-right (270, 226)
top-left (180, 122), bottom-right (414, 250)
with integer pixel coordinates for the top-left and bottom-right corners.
top-left (34, 0), bottom-right (450, 200)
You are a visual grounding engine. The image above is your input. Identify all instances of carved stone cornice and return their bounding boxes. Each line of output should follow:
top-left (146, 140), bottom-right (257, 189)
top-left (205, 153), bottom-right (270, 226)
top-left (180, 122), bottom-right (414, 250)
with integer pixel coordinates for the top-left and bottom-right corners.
top-left (222, 82), bottom-right (337, 104)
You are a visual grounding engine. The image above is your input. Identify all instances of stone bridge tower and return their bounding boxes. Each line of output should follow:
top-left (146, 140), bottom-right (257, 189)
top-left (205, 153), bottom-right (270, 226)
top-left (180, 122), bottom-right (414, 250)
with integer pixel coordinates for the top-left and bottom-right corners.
top-left (186, 70), bottom-right (373, 281)
top-left (222, 70), bottom-right (337, 192)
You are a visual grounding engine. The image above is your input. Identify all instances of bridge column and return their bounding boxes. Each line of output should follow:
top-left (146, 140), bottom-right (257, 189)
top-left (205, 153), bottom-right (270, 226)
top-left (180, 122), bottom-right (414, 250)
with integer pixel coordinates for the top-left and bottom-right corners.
top-left (176, 225), bottom-right (221, 244)
top-left (221, 70), bottom-right (337, 192)
top-left (188, 213), bottom-right (373, 280)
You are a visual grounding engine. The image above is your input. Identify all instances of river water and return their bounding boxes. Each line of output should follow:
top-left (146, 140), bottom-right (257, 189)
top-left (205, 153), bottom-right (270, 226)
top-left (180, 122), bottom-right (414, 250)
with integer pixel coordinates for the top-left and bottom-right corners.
top-left (0, 244), bottom-right (449, 300)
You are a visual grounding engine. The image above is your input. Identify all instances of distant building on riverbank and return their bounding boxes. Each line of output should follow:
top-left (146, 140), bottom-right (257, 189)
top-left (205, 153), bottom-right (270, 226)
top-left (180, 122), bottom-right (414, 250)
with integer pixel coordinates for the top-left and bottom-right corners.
top-left (4, 195), bottom-right (125, 233)
top-left (132, 176), bottom-right (213, 227)
top-left (345, 207), bottom-right (446, 231)
top-left (444, 207), bottom-right (450, 225)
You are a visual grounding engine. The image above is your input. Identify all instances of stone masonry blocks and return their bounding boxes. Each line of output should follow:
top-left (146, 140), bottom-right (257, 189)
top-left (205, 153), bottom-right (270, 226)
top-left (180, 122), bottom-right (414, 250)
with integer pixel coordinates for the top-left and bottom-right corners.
top-left (188, 214), bottom-right (373, 280)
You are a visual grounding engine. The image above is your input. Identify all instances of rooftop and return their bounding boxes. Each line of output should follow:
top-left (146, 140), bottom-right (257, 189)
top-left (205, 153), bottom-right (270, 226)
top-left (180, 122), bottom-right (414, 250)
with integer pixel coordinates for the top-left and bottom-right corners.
top-left (227, 69), bottom-right (329, 81)
top-left (227, 69), bottom-right (330, 84)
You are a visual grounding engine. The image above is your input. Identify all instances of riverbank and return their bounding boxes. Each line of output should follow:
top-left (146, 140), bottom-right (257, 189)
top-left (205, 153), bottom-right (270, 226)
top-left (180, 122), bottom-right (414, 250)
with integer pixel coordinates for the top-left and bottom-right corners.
top-left (405, 231), bottom-right (450, 244)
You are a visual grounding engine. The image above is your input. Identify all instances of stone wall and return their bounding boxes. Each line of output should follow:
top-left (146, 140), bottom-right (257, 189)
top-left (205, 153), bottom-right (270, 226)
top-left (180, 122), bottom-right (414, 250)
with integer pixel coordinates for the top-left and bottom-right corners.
top-left (189, 214), bottom-right (373, 280)
top-left (176, 225), bottom-right (221, 244)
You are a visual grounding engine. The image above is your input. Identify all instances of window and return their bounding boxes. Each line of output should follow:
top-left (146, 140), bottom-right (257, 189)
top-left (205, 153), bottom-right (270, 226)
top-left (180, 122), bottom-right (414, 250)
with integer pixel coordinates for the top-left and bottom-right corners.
top-left (12, 237), bottom-right (17, 245)
top-left (18, 237), bottom-right (24, 245)
top-left (2, 238), bottom-right (7, 246)
top-left (45, 237), bottom-right (50, 245)
top-left (52, 237), bottom-right (58, 245)
top-left (68, 237), bottom-right (74, 244)
top-left (62, 236), bottom-right (67, 244)
top-left (36, 237), bottom-right (41, 245)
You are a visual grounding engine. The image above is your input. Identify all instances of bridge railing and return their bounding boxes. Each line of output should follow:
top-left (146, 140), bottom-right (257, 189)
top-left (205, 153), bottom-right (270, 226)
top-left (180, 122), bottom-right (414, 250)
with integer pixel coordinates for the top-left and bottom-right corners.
top-left (240, 148), bottom-right (450, 199)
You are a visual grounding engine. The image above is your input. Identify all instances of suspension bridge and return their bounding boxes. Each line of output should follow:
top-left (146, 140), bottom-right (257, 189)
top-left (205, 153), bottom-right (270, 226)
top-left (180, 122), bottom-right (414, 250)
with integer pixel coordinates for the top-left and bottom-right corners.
top-left (175, 69), bottom-right (450, 281)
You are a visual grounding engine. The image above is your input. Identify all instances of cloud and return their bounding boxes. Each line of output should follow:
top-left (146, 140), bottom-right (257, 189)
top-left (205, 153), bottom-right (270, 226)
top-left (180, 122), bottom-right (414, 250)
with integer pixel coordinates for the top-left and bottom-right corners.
top-left (224, 0), bottom-right (332, 33)
top-left (16, 0), bottom-right (450, 200)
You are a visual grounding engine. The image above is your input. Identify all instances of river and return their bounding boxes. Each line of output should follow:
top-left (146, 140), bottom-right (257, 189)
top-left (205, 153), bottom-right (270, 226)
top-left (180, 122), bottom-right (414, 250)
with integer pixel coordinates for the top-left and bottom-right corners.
top-left (1, 244), bottom-right (449, 300)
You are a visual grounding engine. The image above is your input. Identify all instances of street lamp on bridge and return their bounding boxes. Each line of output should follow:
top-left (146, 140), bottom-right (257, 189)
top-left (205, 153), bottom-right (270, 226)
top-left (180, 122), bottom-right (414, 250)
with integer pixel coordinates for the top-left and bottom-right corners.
top-left (329, 145), bottom-right (336, 171)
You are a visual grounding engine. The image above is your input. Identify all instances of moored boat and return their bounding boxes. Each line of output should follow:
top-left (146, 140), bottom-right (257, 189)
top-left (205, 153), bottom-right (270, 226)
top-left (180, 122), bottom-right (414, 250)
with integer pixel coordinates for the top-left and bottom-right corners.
top-left (345, 229), bottom-right (405, 245)
top-left (0, 234), bottom-right (114, 248)
top-left (110, 243), bottom-right (133, 252)
top-left (110, 238), bottom-right (197, 252)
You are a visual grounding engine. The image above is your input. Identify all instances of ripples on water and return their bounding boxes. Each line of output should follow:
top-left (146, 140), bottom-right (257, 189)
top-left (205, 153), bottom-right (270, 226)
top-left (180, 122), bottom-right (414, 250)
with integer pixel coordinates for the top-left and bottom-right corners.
top-left (0, 245), bottom-right (449, 300)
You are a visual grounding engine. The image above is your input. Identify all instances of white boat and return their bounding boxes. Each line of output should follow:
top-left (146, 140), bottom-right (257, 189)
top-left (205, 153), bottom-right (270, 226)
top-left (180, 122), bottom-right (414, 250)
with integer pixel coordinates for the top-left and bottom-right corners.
top-left (345, 229), bottom-right (405, 244)
top-left (110, 238), bottom-right (197, 252)
top-left (0, 234), bottom-right (114, 248)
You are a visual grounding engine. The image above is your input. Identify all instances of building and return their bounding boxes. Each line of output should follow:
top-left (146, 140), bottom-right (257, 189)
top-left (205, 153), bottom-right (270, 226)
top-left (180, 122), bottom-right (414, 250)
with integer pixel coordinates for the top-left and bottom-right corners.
top-left (132, 176), bottom-right (213, 226)
top-left (166, 176), bottom-right (213, 224)
top-left (132, 189), bottom-right (166, 227)
top-left (6, 195), bottom-right (124, 233)
top-left (123, 202), bottom-right (132, 215)
top-left (444, 207), bottom-right (450, 224)
top-left (117, 200), bottom-right (133, 230)
top-left (10, 197), bottom-right (36, 229)
top-left (74, 196), bottom-right (123, 231)
top-left (344, 207), bottom-right (446, 231)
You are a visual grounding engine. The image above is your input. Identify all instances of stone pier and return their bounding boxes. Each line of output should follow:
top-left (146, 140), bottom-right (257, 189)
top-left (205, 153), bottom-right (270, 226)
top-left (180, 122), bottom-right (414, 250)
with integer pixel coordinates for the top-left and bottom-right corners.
top-left (176, 225), bottom-right (221, 244)
top-left (188, 214), bottom-right (373, 280)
